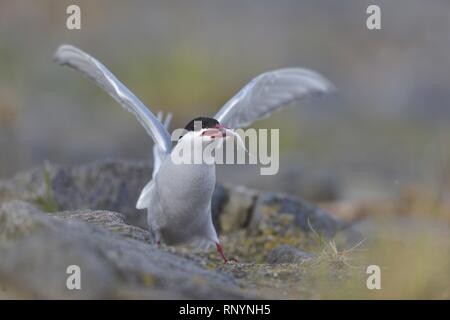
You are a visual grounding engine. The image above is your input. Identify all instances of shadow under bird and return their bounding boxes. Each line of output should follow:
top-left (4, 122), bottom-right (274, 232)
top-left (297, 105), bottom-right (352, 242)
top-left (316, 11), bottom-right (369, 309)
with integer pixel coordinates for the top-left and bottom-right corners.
top-left (54, 44), bottom-right (334, 263)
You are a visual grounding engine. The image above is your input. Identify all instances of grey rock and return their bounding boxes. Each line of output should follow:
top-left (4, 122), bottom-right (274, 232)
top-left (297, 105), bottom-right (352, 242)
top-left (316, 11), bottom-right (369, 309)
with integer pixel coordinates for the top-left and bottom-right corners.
top-left (216, 185), bottom-right (258, 233)
top-left (0, 202), bottom-right (244, 299)
top-left (0, 160), bottom-right (232, 232)
top-left (249, 192), bottom-right (343, 238)
top-left (266, 245), bottom-right (315, 264)
top-left (0, 160), bottom-right (348, 299)
top-left (270, 168), bottom-right (341, 202)
top-left (48, 160), bottom-right (151, 229)
top-left (0, 200), bottom-right (43, 244)
top-left (0, 160), bottom-right (339, 237)
top-left (0, 160), bottom-right (155, 228)
top-left (57, 210), bottom-right (151, 243)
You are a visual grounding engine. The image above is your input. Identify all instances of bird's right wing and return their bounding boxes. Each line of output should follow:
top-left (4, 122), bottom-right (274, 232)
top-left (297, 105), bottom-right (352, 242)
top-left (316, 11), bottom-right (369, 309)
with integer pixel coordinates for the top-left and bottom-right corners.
top-left (214, 68), bottom-right (335, 129)
top-left (54, 44), bottom-right (172, 155)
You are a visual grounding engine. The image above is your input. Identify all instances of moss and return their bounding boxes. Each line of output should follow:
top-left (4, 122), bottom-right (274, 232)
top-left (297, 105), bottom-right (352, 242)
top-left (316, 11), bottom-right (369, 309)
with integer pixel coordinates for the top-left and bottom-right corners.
top-left (34, 161), bottom-right (59, 213)
top-left (140, 273), bottom-right (157, 287)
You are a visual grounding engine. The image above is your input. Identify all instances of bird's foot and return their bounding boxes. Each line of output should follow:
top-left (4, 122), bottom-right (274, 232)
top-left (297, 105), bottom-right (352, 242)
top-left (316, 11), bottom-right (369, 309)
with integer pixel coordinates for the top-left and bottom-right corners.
top-left (215, 243), bottom-right (237, 264)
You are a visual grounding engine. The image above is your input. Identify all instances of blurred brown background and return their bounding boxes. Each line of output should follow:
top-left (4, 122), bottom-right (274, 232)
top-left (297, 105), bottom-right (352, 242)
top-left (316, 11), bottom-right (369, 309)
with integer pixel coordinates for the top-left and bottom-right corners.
top-left (1, 0), bottom-right (450, 202)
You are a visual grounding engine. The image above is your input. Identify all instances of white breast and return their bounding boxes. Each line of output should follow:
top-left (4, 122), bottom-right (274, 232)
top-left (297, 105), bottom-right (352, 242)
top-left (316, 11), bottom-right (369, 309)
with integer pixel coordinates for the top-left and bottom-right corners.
top-left (148, 155), bottom-right (217, 245)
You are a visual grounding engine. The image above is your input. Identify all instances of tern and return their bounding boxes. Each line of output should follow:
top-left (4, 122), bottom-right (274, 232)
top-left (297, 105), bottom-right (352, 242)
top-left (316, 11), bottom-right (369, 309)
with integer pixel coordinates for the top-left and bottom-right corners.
top-left (54, 44), bottom-right (334, 263)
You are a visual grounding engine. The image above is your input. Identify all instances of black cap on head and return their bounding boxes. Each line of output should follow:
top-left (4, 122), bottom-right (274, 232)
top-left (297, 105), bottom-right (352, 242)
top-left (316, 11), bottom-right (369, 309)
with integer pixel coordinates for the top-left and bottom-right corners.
top-left (184, 117), bottom-right (219, 131)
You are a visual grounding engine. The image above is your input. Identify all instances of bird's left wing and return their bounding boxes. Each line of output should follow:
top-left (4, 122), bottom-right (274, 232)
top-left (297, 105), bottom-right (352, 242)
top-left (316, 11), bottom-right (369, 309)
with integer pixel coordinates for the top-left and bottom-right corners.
top-left (214, 68), bottom-right (335, 129)
top-left (54, 44), bottom-right (172, 155)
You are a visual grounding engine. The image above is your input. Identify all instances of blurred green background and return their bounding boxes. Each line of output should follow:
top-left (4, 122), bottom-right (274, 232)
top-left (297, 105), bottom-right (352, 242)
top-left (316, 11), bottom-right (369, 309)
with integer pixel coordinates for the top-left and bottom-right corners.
top-left (1, 0), bottom-right (450, 203)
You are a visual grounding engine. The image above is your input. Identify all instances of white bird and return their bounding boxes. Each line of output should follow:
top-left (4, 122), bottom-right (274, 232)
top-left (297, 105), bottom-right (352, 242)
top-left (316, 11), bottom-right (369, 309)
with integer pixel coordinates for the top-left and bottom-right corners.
top-left (54, 44), bottom-right (334, 263)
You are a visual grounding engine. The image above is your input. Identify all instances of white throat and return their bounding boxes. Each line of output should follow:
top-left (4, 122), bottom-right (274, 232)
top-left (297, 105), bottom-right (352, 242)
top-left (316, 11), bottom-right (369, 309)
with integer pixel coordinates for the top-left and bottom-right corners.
top-left (170, 132), bottom-right (221, 166)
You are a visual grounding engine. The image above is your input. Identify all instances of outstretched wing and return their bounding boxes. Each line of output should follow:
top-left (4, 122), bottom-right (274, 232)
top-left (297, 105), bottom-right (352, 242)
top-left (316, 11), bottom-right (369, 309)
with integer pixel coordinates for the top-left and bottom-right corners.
top-left (153, 111), bottom-right (172, 178)
top-left (54, 44), bottom-right (172, 155)
top-left (214, 68), bottom-right (335, 129)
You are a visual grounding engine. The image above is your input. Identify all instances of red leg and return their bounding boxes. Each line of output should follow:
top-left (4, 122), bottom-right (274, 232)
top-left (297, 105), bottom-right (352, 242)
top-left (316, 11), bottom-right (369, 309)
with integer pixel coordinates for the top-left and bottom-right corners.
top-left (215, 243), bottom-right (237, 264)
top-left (216, 243), bottom-right (228, 263)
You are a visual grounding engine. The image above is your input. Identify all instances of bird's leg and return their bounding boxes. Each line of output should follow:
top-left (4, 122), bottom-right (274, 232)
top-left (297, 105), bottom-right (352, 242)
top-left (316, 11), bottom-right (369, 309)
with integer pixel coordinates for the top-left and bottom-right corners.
top-left (153, 229), bottom-right (161, 248)
top-left (215, 243), bottom-right (237, 264)
top-left (215, 243), bottom-right (228, 263)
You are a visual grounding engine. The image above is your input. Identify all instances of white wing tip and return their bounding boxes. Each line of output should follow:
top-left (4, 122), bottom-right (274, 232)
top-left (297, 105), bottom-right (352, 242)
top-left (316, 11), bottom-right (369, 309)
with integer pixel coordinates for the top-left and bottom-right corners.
top-left (297, 68), bottom-right (336, 93)
top-left (53, 44), bottom-right (72, 61)
top-left (136, 195), bottom-right (148, 209)
top-left (53, 44), bottom-right (86, 65)
top-left (136, 180), bottom-right (154, 210)
top-left (136, 202), bottom-right (146, 210)
top-left (319, 74), bottom-right (337, 93)
top-left (274, 67), bottom-right (336, 93)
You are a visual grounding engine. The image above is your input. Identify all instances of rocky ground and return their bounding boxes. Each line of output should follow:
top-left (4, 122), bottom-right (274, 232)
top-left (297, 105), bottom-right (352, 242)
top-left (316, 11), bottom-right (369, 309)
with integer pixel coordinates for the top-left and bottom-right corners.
top-left (0, 160), bottom-right (448, 299)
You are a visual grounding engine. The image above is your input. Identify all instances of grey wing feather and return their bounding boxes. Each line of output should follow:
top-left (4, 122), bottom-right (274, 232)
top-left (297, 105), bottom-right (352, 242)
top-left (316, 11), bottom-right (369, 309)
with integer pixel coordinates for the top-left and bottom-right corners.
top-left (54, 44), bottom-right (172, 154)
top-left (153, 111), bottom-right (172, 178)
top-left (136, 179), bottom-right (155, 210)
top-left (214, 68), bottom-right (335, 129)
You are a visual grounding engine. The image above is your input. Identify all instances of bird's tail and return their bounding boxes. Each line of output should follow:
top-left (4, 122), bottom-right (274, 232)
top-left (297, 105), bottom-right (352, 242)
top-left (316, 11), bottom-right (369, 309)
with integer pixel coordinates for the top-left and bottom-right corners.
top-left (152, 111), bottom-right (172, 178)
